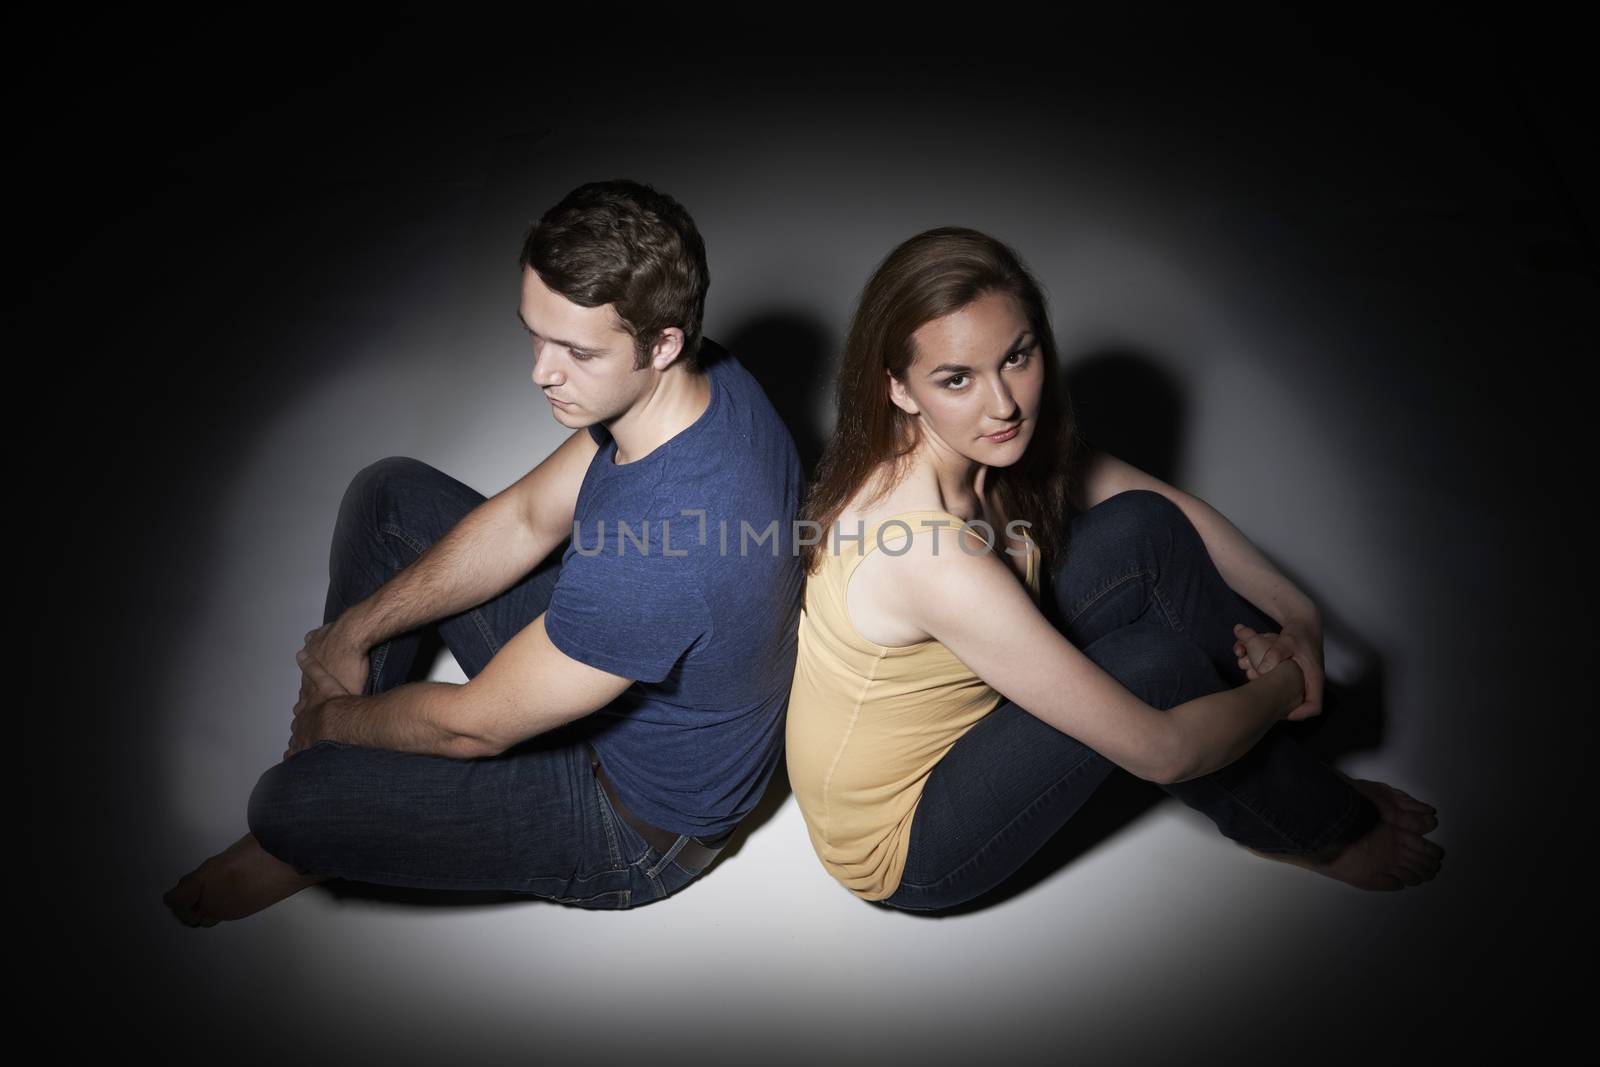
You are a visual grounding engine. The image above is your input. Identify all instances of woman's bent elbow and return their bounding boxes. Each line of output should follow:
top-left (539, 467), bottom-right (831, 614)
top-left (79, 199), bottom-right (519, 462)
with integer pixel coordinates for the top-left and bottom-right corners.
top-left (1146, 725), bottom-right (1190, 786)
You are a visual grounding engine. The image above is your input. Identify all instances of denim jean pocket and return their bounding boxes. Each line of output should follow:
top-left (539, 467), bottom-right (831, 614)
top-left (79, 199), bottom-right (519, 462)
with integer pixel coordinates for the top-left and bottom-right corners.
top-left (587, 762), bottom-right (725, 906)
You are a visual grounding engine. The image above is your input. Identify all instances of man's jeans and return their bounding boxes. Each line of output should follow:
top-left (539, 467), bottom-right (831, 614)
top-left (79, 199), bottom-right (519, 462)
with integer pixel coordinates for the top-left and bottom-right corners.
top-left (247, 457), bottom-right (714, 909)
top-left (880, 489), bottom-right (1381, 912)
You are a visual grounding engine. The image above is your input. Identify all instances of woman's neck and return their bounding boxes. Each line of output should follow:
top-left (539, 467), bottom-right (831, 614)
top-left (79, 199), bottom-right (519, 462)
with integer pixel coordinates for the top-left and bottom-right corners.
top-left (914, 435), bottom-right (990, 521)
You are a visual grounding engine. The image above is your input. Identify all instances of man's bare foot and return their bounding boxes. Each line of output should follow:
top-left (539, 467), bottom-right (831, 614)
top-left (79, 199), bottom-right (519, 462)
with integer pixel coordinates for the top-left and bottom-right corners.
top-left (163, 832), bottom-right (327, 926)
top-left (1245, 777), bottom-right (1444, 890)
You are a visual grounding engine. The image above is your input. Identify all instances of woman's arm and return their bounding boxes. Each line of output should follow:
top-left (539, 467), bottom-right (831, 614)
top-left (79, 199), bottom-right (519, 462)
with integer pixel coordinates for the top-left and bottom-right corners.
top-left (887, 528), bottom-right (1302, 785)
top-left (1163, 658), bottom-right (1303, 782)
top-left (1071, 448), bottom-right (1327, 719)
top-left (1070, 449), bottom-right (1319, 628)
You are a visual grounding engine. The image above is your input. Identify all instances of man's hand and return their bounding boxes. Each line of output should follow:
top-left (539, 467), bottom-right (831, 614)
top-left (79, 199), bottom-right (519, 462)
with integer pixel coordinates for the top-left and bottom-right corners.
top-left (301, 621), bottom-right (371, 698)
top-left (1233, 618), bottom-right (1324, 722)
top-left (286, 648), bottom-right (353, 760)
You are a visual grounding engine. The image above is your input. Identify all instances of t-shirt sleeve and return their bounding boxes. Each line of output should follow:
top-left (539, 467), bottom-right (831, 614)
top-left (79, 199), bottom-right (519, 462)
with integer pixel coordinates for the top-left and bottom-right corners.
top-left (543, 546), bottom-right (710, 684)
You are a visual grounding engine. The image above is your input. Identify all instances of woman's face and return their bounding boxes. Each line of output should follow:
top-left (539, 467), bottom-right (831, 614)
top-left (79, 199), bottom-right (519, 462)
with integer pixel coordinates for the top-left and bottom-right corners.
top-left (888, 289), bottom-right (1044, 467)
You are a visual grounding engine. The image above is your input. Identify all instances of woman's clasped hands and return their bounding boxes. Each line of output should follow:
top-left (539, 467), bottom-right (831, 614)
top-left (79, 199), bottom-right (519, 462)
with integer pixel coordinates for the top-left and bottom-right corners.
top-left (1232, 623), bottom-right (1321, 722)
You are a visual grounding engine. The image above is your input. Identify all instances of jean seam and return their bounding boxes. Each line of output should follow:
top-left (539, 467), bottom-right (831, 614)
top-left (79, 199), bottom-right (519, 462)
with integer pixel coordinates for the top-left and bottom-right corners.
top-left (367, 642), bottom-right (390, 691)
top-left (1150, 570), bottom-right (1183, 632)
top-left (1064, 566), bottom-right (1145, 628)
top-left (378, 521), bottom-right (429, 557)
top-left (591, 773), bottom-right (627, 871)
top-left (1199, 769), bottom-right (1358, 853)
top-left (897, 751), bottom-right (1103, 892)
top-left (302, 865), bottom-right (623, 894)
top-left (550, 889), bottom-right (632, 907)
top-left (1296, 788), bottom-right (1365, 854)
top-left (471, 608), bottom-right (503, 658)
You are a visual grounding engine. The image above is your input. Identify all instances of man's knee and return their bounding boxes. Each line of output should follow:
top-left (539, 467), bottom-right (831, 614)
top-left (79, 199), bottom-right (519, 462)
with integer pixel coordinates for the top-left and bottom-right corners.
top-left (337, 456), bottom-right (429, 531)
top-left (246, 744), bottom-right (343, 871)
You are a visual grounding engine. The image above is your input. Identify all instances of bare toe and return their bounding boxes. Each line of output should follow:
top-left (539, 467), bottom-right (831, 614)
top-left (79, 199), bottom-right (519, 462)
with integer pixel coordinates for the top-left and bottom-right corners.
top-left (163, 871), bottom-right (207, 927)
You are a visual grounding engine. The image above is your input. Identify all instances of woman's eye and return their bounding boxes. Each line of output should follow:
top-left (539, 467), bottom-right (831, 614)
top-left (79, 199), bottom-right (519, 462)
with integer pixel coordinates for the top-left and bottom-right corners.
top-left (943, 374), bottom-right (968, 390)
top-left (1005, 345), bottom-right (1033, 367)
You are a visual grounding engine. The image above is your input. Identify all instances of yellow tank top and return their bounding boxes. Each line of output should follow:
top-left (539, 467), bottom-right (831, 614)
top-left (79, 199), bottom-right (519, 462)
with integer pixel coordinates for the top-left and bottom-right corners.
top-left (785, 510), bottom-right (1042, 900)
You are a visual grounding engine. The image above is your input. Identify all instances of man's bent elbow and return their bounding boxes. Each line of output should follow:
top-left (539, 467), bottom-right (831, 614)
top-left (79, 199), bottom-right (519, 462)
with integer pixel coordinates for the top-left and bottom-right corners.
top-left (452, 731), bottom-right (503, 760)
top-left (468, 711), bottom-right (585, 759)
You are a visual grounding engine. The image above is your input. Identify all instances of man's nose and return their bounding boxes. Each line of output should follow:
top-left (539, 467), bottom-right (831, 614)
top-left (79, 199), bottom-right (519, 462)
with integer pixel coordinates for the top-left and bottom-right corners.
top-left (531, 347), bottom-right (563, 388)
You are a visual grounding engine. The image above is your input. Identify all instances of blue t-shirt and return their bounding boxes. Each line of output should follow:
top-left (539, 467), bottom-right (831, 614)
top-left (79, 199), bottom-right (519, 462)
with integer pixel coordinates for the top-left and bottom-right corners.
top-left (543, 339), bottom-right (805, 838)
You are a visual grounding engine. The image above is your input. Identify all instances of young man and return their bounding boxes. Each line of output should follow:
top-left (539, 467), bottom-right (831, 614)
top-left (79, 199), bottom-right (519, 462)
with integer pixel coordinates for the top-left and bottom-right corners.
top-left (164, 180), bottom-right (805, 921)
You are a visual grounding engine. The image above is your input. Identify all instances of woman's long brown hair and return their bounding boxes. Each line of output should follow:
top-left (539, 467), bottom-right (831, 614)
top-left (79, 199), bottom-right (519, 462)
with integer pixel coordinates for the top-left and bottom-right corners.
top-left (800, 226), bottom-right (1084, 578)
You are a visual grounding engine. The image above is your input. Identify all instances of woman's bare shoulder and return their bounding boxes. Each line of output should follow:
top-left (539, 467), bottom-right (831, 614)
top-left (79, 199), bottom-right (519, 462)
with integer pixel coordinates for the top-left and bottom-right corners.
top-left (846, 503), bottom-right (1008, 646)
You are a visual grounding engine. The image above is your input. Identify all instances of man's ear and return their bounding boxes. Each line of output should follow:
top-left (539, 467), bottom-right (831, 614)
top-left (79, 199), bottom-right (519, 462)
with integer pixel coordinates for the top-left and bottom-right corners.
top-left (887, 368), bottom-right (920, 416)
top-left (647, 327), bottom-right (686, 371)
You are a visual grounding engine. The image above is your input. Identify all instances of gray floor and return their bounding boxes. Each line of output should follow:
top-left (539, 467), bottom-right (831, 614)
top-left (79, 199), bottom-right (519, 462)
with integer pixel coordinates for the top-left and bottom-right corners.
top-left (23, 26), bottom-right (1590, 1067)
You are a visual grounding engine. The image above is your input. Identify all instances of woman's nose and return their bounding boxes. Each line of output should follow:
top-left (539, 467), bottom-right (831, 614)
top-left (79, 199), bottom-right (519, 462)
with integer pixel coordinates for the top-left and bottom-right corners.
top-left (986, 378), bottom-right (1017, 418)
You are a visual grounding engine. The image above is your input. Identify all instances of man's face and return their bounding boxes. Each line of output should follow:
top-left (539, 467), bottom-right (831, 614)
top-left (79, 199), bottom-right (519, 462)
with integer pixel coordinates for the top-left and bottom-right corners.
top-left (518, 266), bottom-right (646, 426)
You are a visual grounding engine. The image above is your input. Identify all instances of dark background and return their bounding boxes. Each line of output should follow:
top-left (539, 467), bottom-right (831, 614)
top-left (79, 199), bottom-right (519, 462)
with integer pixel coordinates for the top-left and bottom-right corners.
top-left (21, 13), bottom-right (1594, 1067)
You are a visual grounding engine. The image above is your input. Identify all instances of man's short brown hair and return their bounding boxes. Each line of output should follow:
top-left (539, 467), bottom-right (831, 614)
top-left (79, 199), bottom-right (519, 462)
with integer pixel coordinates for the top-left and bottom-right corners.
top-left (519, 180), bottom-right (710, 372)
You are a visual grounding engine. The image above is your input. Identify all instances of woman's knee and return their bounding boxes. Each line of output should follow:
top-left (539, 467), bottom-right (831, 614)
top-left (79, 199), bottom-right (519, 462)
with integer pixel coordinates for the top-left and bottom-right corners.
top-left (1077, 489), bottom-right (1207, 573)
top-left (1049, 491), bottom-right (1190, 609)
top-left (1087, 489), bottom-right (1190, 542)
top-left (1082, 625), bottom-right (1222, 710)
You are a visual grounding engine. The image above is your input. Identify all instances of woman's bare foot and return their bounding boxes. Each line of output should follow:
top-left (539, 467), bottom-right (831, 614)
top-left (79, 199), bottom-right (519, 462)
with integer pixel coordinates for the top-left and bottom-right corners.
top-left (1245, 777), bottom-right (1444, 890)
top-left (163, 832), bottom-right (327, 926)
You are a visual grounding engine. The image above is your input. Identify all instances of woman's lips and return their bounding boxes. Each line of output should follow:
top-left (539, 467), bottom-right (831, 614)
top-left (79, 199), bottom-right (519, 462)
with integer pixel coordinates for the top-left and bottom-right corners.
top-left (546, 395), bottom-right (573, 409)
top-left (982, 424), bottom-right (1020, 442)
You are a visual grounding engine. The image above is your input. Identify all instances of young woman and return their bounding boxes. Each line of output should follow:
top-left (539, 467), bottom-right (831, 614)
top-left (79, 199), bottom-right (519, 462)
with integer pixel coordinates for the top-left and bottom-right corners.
top-left (785, 227), bottom-right (1443, 910)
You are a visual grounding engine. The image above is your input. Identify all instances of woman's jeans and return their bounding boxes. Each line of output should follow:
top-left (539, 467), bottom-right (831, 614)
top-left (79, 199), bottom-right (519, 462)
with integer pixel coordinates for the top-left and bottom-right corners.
top-left (246, 457), bottom-right (715, 909)
top-left (880, 489), bottom-right (1381, 912)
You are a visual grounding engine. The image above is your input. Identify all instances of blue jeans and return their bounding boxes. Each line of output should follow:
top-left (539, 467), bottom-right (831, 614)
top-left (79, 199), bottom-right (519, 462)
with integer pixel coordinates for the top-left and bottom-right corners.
top-left (247, 457), bottom-right (716, 909)
top-left (879, 490), bottom-right (1381, 912)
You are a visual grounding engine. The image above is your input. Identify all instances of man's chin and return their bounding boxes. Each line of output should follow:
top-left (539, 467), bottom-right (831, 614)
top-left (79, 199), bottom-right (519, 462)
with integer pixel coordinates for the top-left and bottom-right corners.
top-left (545, 400), bottom-right (580, 422)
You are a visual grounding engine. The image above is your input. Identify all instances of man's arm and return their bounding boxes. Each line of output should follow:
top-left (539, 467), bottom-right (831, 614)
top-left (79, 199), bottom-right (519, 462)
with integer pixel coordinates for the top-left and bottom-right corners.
top-left (1068, 448), bottom-right (1319, 628)
top-left (305, 613), bottom-right (633, 759)
top-left (332, 428), bottom-right (598, 654)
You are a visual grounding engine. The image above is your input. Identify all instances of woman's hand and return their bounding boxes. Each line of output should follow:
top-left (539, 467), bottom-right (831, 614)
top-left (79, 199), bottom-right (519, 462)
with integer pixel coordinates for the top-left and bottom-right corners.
top-left (1232, 623), bottom-right (1318, 721)
top-left (1232, 622), bottom-right (1280, 678)
top-left (1232, 613), bottom-right (1326, 721)
top-left (1274, 615), bottom-right (1326, 722)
